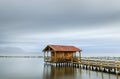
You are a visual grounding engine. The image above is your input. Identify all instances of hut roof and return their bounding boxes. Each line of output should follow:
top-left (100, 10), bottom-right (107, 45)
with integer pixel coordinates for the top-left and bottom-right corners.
top-left (43, 45), bottom-right (81, 52)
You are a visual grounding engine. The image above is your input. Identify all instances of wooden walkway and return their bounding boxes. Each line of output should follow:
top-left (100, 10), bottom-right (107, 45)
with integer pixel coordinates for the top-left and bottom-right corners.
top-left (72, 57), bottom-right (120, 74)
top-left (44, 57), bottom-right (120, 74)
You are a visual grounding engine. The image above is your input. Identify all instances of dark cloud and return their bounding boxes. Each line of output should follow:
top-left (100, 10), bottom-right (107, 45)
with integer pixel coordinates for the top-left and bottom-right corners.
top-left (0, 0), bottom-right (120, 35)
top-left (0, 0), bottom-right (120, 26)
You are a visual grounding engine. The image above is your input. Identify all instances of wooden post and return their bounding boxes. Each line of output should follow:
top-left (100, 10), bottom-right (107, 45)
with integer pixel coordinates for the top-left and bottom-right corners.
top-left (100, 59), bottom-right (103, 71)
top-left (79, 51), bottom-right (81, 67)
top-left (44, 52), bottom-right (45, 62)
top-left (115, 61), bottom-right (120, 74)
top-left (74, 52), bottom-right (76, 58)
top-left (46, 51), bottom-right (48, 62)
top-left (55, 51), bottom-right (56, 63)
top-left (87, 57), bottom-right (90, 69)
top-left (116, 68), bottom-right (118, 74)
top-left (79, 51), bottom-right (81, 62)
top-left (48, 48), bottom-right (51, 62)
top-left (47, 51), bottom-right (48, 58)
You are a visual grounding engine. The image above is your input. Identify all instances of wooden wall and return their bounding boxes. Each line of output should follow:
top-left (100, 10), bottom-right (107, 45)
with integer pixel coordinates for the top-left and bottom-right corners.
top-left (51, 51), bottom-right (74, 62)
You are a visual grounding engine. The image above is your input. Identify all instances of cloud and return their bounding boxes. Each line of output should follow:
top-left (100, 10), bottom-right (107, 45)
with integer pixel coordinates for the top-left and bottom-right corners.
top-left (0, 0), bottom-right (120, 26)
top-left (0, 0), bottom-right (120, 56)
top-left (0, 0), bottom-right (120, 36)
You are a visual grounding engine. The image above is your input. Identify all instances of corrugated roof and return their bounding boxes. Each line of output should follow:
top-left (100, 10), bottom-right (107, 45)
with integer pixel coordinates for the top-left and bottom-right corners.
top-left (43, 45), bottom-right (81, 52)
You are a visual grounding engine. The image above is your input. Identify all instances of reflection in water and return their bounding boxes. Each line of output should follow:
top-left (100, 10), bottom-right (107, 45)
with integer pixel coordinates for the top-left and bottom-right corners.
top-left (43, 64), bottom-right (120, 79)
top-left (43, 64), bottom-right (75, 79)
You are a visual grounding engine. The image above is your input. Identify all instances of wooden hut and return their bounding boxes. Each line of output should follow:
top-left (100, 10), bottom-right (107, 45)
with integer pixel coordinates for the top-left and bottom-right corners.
top-left (43, 45), bottom-right (82, 63)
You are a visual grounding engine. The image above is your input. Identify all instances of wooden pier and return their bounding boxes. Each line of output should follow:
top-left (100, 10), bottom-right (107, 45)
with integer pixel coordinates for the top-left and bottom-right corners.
top-left (44, 57), bottom-right (120, 74)
top-left (72, 57), bottom-right (120, 74)
top-left (42, 45), bottom-right (120, 74)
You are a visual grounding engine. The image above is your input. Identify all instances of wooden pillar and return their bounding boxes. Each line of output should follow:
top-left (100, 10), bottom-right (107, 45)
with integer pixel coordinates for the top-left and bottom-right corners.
top-left (74, 52), bottom-right (76, 58)
top-left (76, 52), bottom-right (77, 58)
top-left (87, 58), bottom-right (90, 69)
top-left (79, 51), bottom-right (81, 62)
top-left (48, 48), bottom-right (51, 61)
top-left (100, 59), bottom-right (103, 71)
top-left (55, 51), bottom-right (56, 63)
top-left (47, 51), bottom-right (48, 57)
top-left (79, 51), bottom-right (81, 58)
top-left (44, 51), bottom-right (45, 62)
top-left (79, 51), bottom-right (81, 68)
top-left (116, 67), bottom-right (118, 74)
top-left (71, 57), bottom-right (73, 67)
top-left (46, 51), bottom-right (48, 63)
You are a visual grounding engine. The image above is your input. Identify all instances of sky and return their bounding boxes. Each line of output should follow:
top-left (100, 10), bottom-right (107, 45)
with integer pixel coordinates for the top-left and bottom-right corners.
top-left (0, 0), bottom-right (120, 56)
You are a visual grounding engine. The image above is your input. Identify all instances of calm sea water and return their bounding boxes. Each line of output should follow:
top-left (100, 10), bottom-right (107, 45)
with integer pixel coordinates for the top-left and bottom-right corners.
top-left (0, 58), bottom-right (120, 79)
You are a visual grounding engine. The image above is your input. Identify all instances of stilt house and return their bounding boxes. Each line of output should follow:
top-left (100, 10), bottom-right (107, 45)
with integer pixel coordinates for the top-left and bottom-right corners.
top-left (43, 45), bottom-right (82, 63)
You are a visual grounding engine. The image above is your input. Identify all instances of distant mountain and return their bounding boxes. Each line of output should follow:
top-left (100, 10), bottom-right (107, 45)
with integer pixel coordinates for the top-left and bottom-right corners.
top-left (0, 47), bottom-right (41, 56)
top-left (0, 47), bottom-right (25, 53)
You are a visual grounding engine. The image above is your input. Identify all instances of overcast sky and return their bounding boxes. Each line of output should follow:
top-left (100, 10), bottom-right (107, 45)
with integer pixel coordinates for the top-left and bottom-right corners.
top-left (0, 0), bottom-right (120, 56)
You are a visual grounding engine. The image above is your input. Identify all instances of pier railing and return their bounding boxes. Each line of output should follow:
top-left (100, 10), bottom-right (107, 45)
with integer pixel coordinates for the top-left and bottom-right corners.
top-left (71, 57), bottom-right (120, 68)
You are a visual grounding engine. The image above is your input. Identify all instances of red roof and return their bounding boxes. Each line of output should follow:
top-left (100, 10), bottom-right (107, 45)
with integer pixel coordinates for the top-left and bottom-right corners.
top-left (43, 45), bottom-right (81, 52)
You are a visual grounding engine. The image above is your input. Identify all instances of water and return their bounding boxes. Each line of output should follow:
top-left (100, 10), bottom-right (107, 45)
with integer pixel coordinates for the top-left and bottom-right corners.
top-left (0, 58), bottom-right (120, 79)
